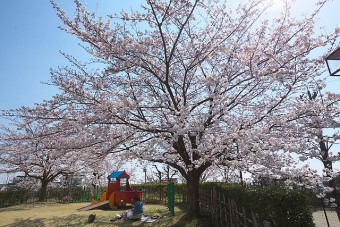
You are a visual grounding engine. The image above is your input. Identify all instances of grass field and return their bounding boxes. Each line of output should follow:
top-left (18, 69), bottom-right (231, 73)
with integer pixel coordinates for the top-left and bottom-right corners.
top-left (0, 202), bottom-right (207, 227)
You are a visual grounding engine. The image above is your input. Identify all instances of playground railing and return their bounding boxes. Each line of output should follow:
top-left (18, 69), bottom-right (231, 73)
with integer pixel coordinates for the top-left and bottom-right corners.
top-left (0, 184), bottom-right (182, 207)
top-left (132, 183), bottom-right (187, 205)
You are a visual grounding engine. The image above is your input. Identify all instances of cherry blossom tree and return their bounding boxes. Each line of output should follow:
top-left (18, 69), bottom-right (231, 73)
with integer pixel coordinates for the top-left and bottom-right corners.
top-left (3, 0), bottom-right (339, 216)
top-left (0, 118), bottom-right (91, 201)
top-left (296, 90), bottom-right (340, 219)
top-left (317, 134), bottom-right (340, 220)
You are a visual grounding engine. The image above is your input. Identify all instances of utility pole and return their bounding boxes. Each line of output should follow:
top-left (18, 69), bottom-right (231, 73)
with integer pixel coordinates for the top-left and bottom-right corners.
top-left (143, 167), bottom-right (146, 184)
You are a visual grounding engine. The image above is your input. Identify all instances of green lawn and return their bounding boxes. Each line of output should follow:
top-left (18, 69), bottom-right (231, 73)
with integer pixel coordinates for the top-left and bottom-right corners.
top-left (0, 202), bottom-right (208, 227)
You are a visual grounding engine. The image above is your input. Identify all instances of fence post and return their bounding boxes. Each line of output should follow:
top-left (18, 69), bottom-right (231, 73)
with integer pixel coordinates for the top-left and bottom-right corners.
top-left (234, 200), bottom-right (240, 227)
top-left (219, 190), bottom-right (222, 227)
top-left (229, 198), bottom-right (233, 227)
top-left (242, 207), bottom-right (247, 226)
top-left (252, 212), bottom-right (258, 227)
top-left (263, 221), bottom-right (271, 227)
top-left (223, 193), bottom-right (228, 227)
top-left (211, 186), bottom-right (217, 226)
top-left (210, 187), bottom-right (214, 225)
top-left (200, 187), bottom-right (206, 214)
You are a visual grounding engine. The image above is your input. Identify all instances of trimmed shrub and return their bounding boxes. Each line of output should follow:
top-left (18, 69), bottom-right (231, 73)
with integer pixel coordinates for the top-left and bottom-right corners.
top-left (0, 188), bottom-right (31, 207)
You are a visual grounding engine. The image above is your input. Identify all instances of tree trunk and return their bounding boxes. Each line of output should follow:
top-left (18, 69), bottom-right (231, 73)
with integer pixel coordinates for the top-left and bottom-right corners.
top-left (329, 180), bottom-right (340, 222)
top-left (38, 180), bottom-right (49, 202)
top-left (319, 139), bottom-right (340, 221)
top-left (186, 169), bottom-right (201, 218)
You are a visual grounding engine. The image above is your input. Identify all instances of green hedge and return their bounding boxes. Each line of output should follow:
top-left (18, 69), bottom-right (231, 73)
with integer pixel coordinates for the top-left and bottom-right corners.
top-left (48, 186), bottom-right (90, 202)
top-left (0, 188), bottom-right (32, 208)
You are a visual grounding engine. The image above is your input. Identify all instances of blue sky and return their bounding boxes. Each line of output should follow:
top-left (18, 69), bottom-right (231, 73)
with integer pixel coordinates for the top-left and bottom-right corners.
top-left (0, 0), bottom-right (143, 111)
top-left (0, 0), bottom-right (339, 183)
top-left (1, 0), bottom-right (62, 110)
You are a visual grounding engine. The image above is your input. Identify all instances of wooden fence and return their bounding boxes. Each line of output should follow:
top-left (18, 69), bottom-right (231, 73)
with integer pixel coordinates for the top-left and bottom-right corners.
top-left (199, 186), bottom-right (271, 227)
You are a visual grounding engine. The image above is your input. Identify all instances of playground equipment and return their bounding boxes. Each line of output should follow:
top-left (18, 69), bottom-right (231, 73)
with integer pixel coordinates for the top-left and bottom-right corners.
top-left (105, 170), bottom-right (142, 209)
top-left (167, 183), bottom-right (175, 216)
top-left (79, 170), bottom-right (142, 211)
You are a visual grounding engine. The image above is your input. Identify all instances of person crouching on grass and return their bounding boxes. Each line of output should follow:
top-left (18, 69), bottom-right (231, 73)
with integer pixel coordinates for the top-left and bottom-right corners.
top-left (118, 196), bottom-right (144, 220)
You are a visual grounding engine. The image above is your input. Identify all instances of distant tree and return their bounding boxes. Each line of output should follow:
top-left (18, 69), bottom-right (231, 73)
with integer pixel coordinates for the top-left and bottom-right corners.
top-left (199, 165), bottom-right (243, 183)
top-left (163, 165), bottom-right (179, 183)
top-left (148, 164), bottom-right (179, 183)
top-left (0, 119), bottom-right (87, 201)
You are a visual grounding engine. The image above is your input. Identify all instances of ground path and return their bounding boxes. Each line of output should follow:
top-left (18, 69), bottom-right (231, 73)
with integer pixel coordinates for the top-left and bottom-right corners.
top-left (313, 210), bottom-right (339, 227)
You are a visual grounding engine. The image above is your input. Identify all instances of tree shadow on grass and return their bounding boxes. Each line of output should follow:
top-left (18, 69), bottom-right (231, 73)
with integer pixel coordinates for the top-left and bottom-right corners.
top-left (4, 214), bottom-right (87, 227)
top-left (0, 207), bottom-right (30, 212)
top-left (2, 213), bottom-right (210, 227)
top-left (2, 204), bottom-right (211, 227)
top-left (4, 218), bottom-right (46, 227)
top-left (170, 213), bottom-right (212, 227)
top-left (47, 213), bottom-right (146, 227)
top-left (47, 214), bottom-right (89, 227)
